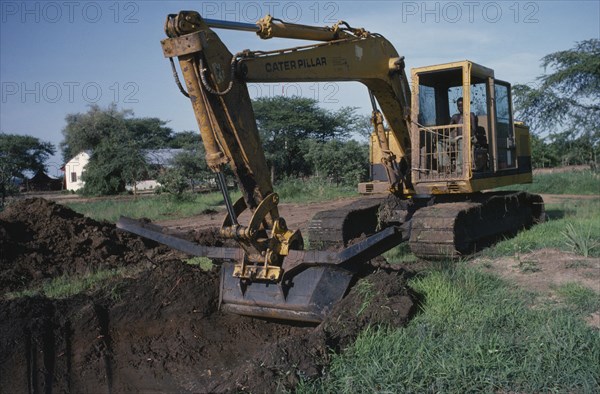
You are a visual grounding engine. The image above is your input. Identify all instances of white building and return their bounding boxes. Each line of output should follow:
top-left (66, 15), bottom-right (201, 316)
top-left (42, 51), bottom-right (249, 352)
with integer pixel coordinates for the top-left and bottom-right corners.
top-left (63, 151), bottom-right (90, 191)
top-left (63, 149), bottom-right (185, 192)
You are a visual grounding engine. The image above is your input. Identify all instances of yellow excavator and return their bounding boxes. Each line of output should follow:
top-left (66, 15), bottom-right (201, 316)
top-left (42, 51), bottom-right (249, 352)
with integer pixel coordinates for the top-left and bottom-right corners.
top-left (117, 11), bottom-right (545, 323)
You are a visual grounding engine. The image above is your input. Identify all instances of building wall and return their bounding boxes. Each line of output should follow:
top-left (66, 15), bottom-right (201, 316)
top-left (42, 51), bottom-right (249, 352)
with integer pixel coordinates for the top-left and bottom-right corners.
top-left (64, 151), bottom-right (90, 191)
top-left (125, 180), bottom-right (161, 192)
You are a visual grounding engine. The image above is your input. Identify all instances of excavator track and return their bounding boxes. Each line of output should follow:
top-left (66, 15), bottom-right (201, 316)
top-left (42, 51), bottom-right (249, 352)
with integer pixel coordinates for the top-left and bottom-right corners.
top-left (307, 197), bottom-right (386, 249)
top-left (308, 192), bottom-right (545, 261)
top-left (409, 192), bottom-right (546, 259)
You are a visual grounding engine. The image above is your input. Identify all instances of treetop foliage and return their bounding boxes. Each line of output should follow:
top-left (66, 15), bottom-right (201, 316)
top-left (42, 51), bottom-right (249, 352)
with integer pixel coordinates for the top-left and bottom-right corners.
top-left (513, 39), bottom-right (599, 135)
top-left (60, 103), bottom-right (175, 162)
top-left (540, 39), bottom-right (600, 101)
top-left (253, 96), bottom-right (359, 142)
top-left (513, 38), bottom-right (599, 166)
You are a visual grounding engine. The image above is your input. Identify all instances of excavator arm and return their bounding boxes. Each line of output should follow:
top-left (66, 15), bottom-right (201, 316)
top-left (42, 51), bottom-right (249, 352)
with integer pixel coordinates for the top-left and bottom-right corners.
top-left (160, 10), bottom-right (414, 271)
top-left (161, 11), bottom-right (308, 282)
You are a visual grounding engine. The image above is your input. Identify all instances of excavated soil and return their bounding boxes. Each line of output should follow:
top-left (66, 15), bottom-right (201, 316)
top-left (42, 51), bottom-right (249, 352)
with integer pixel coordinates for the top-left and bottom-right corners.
top-left (0, 199), bottom-right (416, 393)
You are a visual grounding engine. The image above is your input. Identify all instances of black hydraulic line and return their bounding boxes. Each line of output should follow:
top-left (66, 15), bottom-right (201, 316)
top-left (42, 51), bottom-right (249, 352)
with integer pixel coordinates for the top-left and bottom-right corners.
top-left (216, 171), bottom-right (239, 226)
top-left (368, 88), bottom-right (379, 112)
top-left (204, 18), bottom-right (259, 32)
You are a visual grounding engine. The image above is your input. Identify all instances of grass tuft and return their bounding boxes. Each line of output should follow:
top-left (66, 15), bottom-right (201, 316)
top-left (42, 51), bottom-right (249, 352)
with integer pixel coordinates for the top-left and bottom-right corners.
top-left (355, 280), bottom-right (375, 316)
top-left (382, 243), bottom-right (417, 264)
top-left (185, 256), bottom-right (214, 271)
top-left (562, 222), bottom-right (600, 257)
top-left (5, 267), bottom-right (131, 300)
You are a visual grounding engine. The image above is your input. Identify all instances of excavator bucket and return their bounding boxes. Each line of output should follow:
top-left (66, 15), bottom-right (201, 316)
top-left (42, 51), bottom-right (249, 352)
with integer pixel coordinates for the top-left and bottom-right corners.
top-left (117, 217), bottom-right (405, 323)
top-left (220, 263), bottom-right (354, 323)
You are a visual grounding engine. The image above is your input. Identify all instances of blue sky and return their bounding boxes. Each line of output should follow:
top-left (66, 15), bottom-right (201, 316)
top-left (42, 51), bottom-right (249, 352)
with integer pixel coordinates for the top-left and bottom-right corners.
top-left (1, 1), bottom-right (598, 174)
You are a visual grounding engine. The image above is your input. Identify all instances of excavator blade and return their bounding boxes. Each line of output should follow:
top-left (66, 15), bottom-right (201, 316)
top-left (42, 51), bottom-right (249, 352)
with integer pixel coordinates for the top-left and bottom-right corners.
top-left (117, 217), bottom-right (405, 323)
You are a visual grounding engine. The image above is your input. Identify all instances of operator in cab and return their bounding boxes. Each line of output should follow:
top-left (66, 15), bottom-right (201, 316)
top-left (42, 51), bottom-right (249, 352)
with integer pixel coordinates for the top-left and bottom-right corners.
top-left (450, 97), bottom-right (477, 135)
top-left (442, 97), bottom-right (477, 175)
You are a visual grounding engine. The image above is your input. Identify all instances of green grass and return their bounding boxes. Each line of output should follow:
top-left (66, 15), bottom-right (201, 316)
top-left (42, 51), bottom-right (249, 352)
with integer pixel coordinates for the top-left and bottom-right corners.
top-left (301, 265), bottom-right (600, 393)
top-left (562, 222), bottom-right (600, 257)
top-left (382, 243), bottom-right (418, 264)
top-left (65, 178), bottom-right (357, 223)
top-left (65, 191), bottom-right (238, 222)
top-left (484, 199), bottom-right (600, 258)
top-left (496, 169), bottom-right (599, 195)
top-left (185, 256), bottom-right (214, 271)
top-left (354, 279), bottom-right (376, 316)
top-left (4, 267), bottom-right (131, 300)
top-left (556, 282), bottom-right (600, 316)
top-left (275, 177), bottom-right (358, 203)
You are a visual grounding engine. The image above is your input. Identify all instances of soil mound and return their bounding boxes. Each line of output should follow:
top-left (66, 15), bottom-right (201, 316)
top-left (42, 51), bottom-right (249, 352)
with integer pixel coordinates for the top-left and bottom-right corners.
top-left (1, 198), bottom-right (417, 393)
top-left (0, 198), bottom-right (161, 293)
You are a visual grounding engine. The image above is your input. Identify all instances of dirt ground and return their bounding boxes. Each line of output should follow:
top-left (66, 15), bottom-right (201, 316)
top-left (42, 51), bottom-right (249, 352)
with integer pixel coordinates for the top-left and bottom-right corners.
top-left (471, 249), bottom-right (600, 327)
top-left (1, 193), bottom-right (598, 393)
top-left (156, 194), bottom-right (383, 236)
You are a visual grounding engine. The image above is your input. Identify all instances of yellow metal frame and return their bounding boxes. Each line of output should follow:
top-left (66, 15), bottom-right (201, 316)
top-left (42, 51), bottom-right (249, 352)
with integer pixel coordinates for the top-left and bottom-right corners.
top-left (410, 60), bottom-right (494, 185)
top-left (405, 60), bottom-right (534, 195)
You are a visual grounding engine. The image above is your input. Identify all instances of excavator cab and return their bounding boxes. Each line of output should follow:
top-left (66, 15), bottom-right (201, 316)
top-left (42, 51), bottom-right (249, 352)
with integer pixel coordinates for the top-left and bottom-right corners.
top-left (408, 60), bottom-right (533, 194)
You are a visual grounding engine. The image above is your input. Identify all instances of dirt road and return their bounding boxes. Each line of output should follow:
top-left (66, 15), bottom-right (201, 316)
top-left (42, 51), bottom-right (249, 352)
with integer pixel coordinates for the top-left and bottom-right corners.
top-left (156, 194), bottom-right (383, 234)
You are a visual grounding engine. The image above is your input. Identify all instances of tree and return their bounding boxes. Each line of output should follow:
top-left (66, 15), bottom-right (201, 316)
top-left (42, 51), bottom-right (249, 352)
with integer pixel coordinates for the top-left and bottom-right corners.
top-left (61, 104), bottom-right (175, 162)
top-left (61, 104), bottom-right (130, 162)
top-left (0, 133), bottom-right (55, 205)
top-left (61, 104), bottom-right (176, 195)
top-left (79, 135), bottom-right (144, 195)
top-left (170, 148), bottom-right (212, 192)
top-left (252, 96), bottom-right (359, 180)
top-left (530, 134), bottom-right (559, 168)
top-left (304, 139), bottom-right (369, 186)
top-left (156, 168), bottom-right (189, 198)
top-left (168, 131), bottom-right (201, 149)
top-left (354, 114), bottom-right (375, 140)
top-left (513, 39), bottom-right (600, 166)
